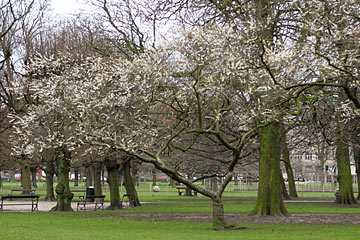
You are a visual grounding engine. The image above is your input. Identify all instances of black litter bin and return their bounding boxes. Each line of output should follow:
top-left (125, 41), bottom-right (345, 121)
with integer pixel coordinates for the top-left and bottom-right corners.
top-left (86, 186), bottom-right (95, 202)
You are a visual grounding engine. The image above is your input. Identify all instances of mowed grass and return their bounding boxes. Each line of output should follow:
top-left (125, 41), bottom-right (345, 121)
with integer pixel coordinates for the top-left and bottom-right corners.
top-left (1, 181), bottom-right (360, 239)
top-left (0, 211), bottom-right (360, 240)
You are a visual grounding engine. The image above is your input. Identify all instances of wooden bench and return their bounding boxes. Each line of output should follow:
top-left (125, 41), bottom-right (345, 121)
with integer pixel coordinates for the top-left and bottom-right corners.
top-left (77, 195), bottom-right (105, 211)
top-left (176, 187), bottom-right (197, 196)
top-left (10, 189), bottom-right (36, 195)
top-left (0, 195), bottom-right (40, 212)
top-left (71, 190), bottom-right (86, 200)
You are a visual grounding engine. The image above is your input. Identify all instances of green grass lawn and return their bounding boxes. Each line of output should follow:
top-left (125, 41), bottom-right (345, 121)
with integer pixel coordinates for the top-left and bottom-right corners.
top-left (1, 181), bottom-right (360, 239)
top-left (0, 211), bottom-right (359, 240)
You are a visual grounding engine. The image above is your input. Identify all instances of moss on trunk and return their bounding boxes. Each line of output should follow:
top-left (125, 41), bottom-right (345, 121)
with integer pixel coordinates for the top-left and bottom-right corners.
top-left (335, 136), bottom-right (357, 204)
top-left (212, 196), bottom-right (226, 229)
top-left (280, 172), bottom-right (290, 200)
top-left (50, 148), bottom-right (73, 211)
top-left (123, 161), bottom-right (141, 207)
top-left (44, 161), bottom-right (56, 201)
top-left (250, 122), bottom-right (288, 216)
top-left (105, 159), bottom-right (122, 210)
top-left (280, 124), bottom-right (298, 198)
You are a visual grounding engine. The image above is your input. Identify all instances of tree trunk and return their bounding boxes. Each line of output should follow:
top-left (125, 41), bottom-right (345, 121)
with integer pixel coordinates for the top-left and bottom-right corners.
top-left (250, 122), bottom-right (288, 216)
top-left (355, 146), bottom-right (360, 200)
top-left (105, 159), bottom-right (122, 210)
top-left (169, 178), bottom-right (176, 187)
top-left (210, 177), bottom-right (218, 192)
top-left (280, 172), bottom-right (290, 200)
top-left (74, 168), bottom-right (79, 187)
top-left (21, 164), bottom-right (32, 193)
top-left (44, 161), bottom-right (56, 201)
top-left (211, 196), bottom-right (226, 229)
top-left (93, 163), bottom-right (103, 196)
top-left (131, 163), bottom-right (139, 186)
top-left (30, 166), bottom-right (38, 188)
top-left (50, 148), bottom-right (73, 211)
top-left (280, 124), bottom-right (298, 198)
top-left (117, 166), bottom-right (123, 186)
top-left (152, 169), bottom-right (157, 186)
top-left (335, 135), bottom-right (357, 204)
top-left (123, 161), bottom-right (141, 207)
top-left (0, 171), bottom-right (2, 189)
top-left (86, 165), bottom-right (94, 187)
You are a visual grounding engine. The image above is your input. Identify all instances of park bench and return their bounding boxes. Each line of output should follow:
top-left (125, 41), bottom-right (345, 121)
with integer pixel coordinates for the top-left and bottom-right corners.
top-left (10, 189), bottom-right (36, 195)
top-left (0, 195), bottom-right (40, 212)
top-left (71, 190), bottom-right (86, 200)
top-left (176, 186), bottom-right (197, 196)
top-left (77, 195), bottom-right (105, 211)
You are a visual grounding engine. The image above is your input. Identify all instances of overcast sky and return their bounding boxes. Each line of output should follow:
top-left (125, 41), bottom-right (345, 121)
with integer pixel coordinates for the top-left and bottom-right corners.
top-left (51, 0), bottom-right (84, 16)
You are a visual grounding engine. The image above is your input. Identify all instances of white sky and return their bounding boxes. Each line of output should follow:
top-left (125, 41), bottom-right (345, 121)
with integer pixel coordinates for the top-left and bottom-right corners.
top-left (51, 0), bottom-right (84, 16)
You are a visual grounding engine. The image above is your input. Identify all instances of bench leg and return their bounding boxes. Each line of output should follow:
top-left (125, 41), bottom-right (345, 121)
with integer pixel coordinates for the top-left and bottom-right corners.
top-left (31, 199), bottom-right (38, 212)
top-left (77, 202), bottom-right (86, 211)
top-left (95, 202), bottom-right (103, 211)
top-left (178, 192), bottom-right (182, 196)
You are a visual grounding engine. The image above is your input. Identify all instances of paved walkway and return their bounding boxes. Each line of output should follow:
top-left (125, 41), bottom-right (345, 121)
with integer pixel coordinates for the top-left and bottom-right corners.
top-left (1, 200), bottom-right (112, 212)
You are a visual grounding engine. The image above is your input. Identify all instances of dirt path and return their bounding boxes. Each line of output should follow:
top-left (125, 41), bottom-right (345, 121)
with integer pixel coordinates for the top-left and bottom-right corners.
top-left (3, 200), bottom-right (360, 226)
top-left (116, 212), bottom-right (360, 225)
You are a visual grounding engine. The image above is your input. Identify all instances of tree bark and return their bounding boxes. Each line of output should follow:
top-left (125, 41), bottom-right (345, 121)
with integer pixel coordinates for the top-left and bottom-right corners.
top-left (30, 166), bottom-right (38, 188)
top-left (280, 172), bottom-right (290, 200)
top-left (250, 122), bottom-right (288, 216)
top-left (44, 161), bottom-right (56, 201)
top-left (211, 196), bottom-right (226, 229)
top-left (355, 146), bottom-right (360, 200)
top-left (152, 169), bottom-right (157, 186)
top-left (280, 124), bottom-right (298, 198)
top-left (123, 160), bottom-right (141, 207)
top-left (335, 135), bottom-right (357, 204)
top-left (169, 178), bottom-right (176, 187)
top-left (210, 177), bottom-right (218, 192)
top-left (93, 163), bottom-right (103, 196)
top-left (131, 163), bottom-right (139, 186)
top-left (50, 148), bottom-right (73, 211)
top-left (74, 168), bottom-right (79, 187)
top-left (0, 170), bottom-right (2, 189)
top-left (105, 159), bottom-right (122, 210)
top-left (21, 163), bottom-right (32, 193)
top-left (86, 165), bottom-right (94, 187)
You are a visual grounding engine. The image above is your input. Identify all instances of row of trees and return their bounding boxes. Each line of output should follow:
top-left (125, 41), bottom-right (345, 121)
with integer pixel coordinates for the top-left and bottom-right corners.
top-left (1, 0), bottom-right (359, 229)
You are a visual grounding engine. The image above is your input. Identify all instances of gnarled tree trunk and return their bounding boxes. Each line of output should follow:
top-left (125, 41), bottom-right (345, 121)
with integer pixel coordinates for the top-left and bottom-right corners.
top-left (44, 161), bottom-right (56, 201)
top-left (86, 165), bottom-right (94, 187)
top-left (93, 162), bottom-right (103, 196)
top-left (123, 160), bottom-right (141, 207)
top-left (105, 158), bottom-right (122, 210)
top-left (21, 163), bottom-right (32, 193)
top-left (74, 168), bottom-right (79, 187)
top-left (354, 145), bottom-right (360, 200)
top-left (30, 166), bottom-right (38, 188)
top-left (335, 134), bottom-right (357, 204)
top-left (251, 122), bottom-right (288, 216)
top-left (280, 124), bottom-right (298, 198)
top-left (211, 196), bottom-right (226, 229)
top-left (50, 148), bottom-right (73, 211)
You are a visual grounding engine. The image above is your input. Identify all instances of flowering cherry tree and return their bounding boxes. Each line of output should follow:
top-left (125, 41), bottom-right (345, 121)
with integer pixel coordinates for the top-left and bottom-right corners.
top-left (14, 24), bottom-right (304, 226)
